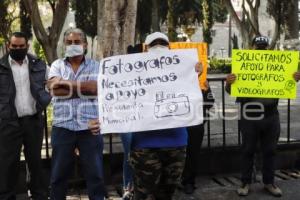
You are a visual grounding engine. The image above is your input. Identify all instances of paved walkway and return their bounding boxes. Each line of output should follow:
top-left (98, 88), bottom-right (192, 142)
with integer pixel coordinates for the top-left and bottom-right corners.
top-left (175, 172), bottom-right (300, 200)
top-left (17, 170), bottom-right (300, 200)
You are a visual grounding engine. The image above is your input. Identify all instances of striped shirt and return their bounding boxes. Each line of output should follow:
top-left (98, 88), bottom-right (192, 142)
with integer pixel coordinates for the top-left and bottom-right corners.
top-left (49, 57), bottom-right (99, 131)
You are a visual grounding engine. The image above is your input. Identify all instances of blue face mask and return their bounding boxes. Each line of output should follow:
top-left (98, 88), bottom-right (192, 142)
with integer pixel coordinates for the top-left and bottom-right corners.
top-left (65, 45), bottom-right (84, 57)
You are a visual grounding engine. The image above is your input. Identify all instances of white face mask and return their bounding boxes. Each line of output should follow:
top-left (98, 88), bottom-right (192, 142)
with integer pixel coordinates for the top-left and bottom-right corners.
top-left (65, 44), bottom-right (84, 57)
top-left (148, 45), bottom-right (169, 53)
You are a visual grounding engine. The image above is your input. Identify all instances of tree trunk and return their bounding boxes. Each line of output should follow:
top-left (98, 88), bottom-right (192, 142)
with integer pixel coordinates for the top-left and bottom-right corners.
top-left (96, 0), bottom-right (105, 59)
top-left (223, 0), bottom-right (260, 49)
top-left (267, 0), bottom-right (284, 49)
top-left (20, 0), bottom-right (32, 39)
top-left (97, 0), bottom-right (137, 58)
top-left (23, 0), bottom-right (69, 64)
top-left (151, 0), bottom-right (160, 32)
top-left (284, 0), bottom-right (299, 39)
top-left (167, 0), bottom-right (177, 41)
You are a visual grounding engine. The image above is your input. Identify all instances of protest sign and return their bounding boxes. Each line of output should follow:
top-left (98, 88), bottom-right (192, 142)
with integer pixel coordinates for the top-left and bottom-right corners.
top-left (98, 49), bottom-right (203, 134)
top-left (170, 42), bottom-right (208, 90)
top-left (231, 49), bottom-right (299, 99)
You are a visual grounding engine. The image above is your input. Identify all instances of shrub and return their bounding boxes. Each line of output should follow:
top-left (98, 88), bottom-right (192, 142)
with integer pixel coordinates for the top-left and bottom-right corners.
top-left (0, 37), bottom-right (4, 46)
top-left (208, 57), bottom-right (232, 73)
top-left (32, 39), bottom-right (46, 61)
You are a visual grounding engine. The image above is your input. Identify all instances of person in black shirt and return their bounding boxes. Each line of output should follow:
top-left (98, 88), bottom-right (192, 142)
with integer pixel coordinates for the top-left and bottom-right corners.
top-left (225, 35), bottom-right (300, 197)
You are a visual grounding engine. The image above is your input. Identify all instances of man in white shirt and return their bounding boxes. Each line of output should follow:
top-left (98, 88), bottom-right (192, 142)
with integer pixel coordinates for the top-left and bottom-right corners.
top-left (0, 32), bottom-right (51, 200)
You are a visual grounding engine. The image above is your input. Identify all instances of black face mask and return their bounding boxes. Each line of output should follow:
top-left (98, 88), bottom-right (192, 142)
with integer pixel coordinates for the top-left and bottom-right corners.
top-left (9, 48), bottom-right (28, 61)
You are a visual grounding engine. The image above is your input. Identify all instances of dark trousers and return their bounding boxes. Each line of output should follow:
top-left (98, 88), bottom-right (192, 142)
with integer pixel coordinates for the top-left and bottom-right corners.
top-left (240, 114), bottom-right (280, 184)
top-left (50, 126), bottom-right (105, 200)
top-left (0, 114), bottom-right (47, 200)
top-left (130, 147), bottom-right (186, 200)
top-left (182, 124), bottom-right (204, 186)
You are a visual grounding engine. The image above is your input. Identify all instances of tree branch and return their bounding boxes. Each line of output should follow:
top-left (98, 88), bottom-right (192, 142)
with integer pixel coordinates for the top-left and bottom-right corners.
top-left (269, 0), bottom-right (282, 49)
top-left (242, 1), bottom-right (259, 35)
top-left (269, 21), bottom-right (280, 49)
top-left (245, 0), bottom-right (260, 30)
top-left (46, 0), bottom-right (55, 12)
top-left (49, 0), bottom-right (69, 44)
top-left (23, 0), bottom-right (48, 41)
top-left (223, 0), bottom-right (243, 33)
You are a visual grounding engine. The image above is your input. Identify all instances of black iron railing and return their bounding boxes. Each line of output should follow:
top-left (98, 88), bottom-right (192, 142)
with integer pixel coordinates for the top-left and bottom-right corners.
top-left (206, 77), bottom-right (299, 149)
top-left (42, 77), bottom-right (300, 159)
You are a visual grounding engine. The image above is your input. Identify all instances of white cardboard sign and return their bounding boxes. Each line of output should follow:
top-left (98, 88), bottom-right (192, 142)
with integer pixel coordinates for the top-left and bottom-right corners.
top-left (98, 49), bottom-right (203, 133)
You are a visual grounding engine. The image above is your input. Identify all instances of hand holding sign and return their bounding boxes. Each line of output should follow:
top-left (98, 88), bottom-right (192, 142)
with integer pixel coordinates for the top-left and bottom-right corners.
top-left (88, 119), bottom-right (100, 135)
top-left (226, 73), bottom-right (237, 85)
top-left (294, 71), bottom-right (300, 82)
top-left (98, 49), bottom-right (203, 134)
top-left (231, 49), bottom-right (299, 99)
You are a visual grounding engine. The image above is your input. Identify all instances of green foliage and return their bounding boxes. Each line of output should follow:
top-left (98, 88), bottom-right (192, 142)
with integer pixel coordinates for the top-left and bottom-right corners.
top-left (46, 104), bottom-right (53, 129)
top-left (71, 0), bottom-right (97, 38)
top-left (136, 0), bottom-right (153, 42)
top-left (20, 0), bottom-right (32, 39)
top-left (202, 0), bottom-right (213, 44)
top-left (69, 0), bottom-right (228, 43)
top-left (161, 0), bottom-right (202, 28)
top-left (136, 0), bottom-right (228, 43)
top-left (208, 57), bottom-right (232, 73)
top-left (0, 37), bottom-right (4, 46)
top-left (32, 39), bottom-right (46, 61)
top-left (212, 0), bottom-right (228, 23)
top-left (0, 0), bottom-right (10, 41)
top-left (167, 0), bottom-right (178, 41)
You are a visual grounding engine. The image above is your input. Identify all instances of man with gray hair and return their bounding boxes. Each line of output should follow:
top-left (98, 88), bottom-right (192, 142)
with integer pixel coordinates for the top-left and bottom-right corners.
top-left (47, 27), bottom-right (105, 200)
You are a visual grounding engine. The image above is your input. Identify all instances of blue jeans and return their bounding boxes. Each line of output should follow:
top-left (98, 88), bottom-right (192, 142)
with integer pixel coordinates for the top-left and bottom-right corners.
top-left (120, 133), bottom-right (133, 190)
top-left (50, 126), bottom-right (105, 200)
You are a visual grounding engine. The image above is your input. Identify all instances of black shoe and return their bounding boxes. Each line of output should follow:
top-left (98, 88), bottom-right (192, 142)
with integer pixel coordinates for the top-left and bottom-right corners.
top-left (183, 184), bottom-right (195, 194)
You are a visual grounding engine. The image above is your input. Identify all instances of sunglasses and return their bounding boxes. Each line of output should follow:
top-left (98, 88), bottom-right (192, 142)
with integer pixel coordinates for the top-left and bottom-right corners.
top-left (149, 39), bottom-right (169, 47)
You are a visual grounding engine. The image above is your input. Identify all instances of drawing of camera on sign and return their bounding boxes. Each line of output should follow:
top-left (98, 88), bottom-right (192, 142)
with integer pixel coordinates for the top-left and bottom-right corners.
top-left (154, 91), bottom-right (190, 118)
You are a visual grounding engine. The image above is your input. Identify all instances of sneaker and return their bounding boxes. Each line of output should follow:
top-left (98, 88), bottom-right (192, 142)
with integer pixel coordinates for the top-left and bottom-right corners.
top-left (237, 184), bottom-right (250, 196)
top-left (264, 184), bottom-right (282, 197)
top-left (183, 184), bottom-right (195, 194)
top-left (122, 190), bottom-right (133, 200)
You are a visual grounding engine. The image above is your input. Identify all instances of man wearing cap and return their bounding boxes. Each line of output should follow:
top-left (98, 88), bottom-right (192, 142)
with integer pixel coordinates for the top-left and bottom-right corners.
top-left (128, 32), bottom-right (201, 200)
top-left (225, 35), bottom-right (300, 197)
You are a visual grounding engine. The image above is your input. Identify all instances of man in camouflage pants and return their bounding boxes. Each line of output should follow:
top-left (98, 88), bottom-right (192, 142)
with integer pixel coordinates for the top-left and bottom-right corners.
top-left (130, 148), bottom-right (186, 200)
top-left (129, 32), bottom-right (201, 200)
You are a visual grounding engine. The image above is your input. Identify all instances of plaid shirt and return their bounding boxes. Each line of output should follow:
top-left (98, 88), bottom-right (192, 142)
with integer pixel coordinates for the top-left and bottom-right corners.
top-left (49, 57), bottom-right (99, 131)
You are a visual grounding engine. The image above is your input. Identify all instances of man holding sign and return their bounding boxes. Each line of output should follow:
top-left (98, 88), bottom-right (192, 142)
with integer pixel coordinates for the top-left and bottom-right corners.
top-left (129, 32), bottom-right (202, 200)
top-left (226, 35), bottom-right (300, 197)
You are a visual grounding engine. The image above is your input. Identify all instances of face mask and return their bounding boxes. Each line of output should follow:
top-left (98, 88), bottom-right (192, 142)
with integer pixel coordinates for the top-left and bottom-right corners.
top-left (65, 44), bottom-right (84, 57)
top-left (9, 48), bottom-right (28, 61)
top-left (148, 45), bottom-right (169, 53)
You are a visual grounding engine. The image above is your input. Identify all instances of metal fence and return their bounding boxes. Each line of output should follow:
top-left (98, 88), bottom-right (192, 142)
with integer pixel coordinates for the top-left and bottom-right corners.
top-left (42, 77), bottom-right (300, 160)
top-left (205, 77), bottom-right (300, 149)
